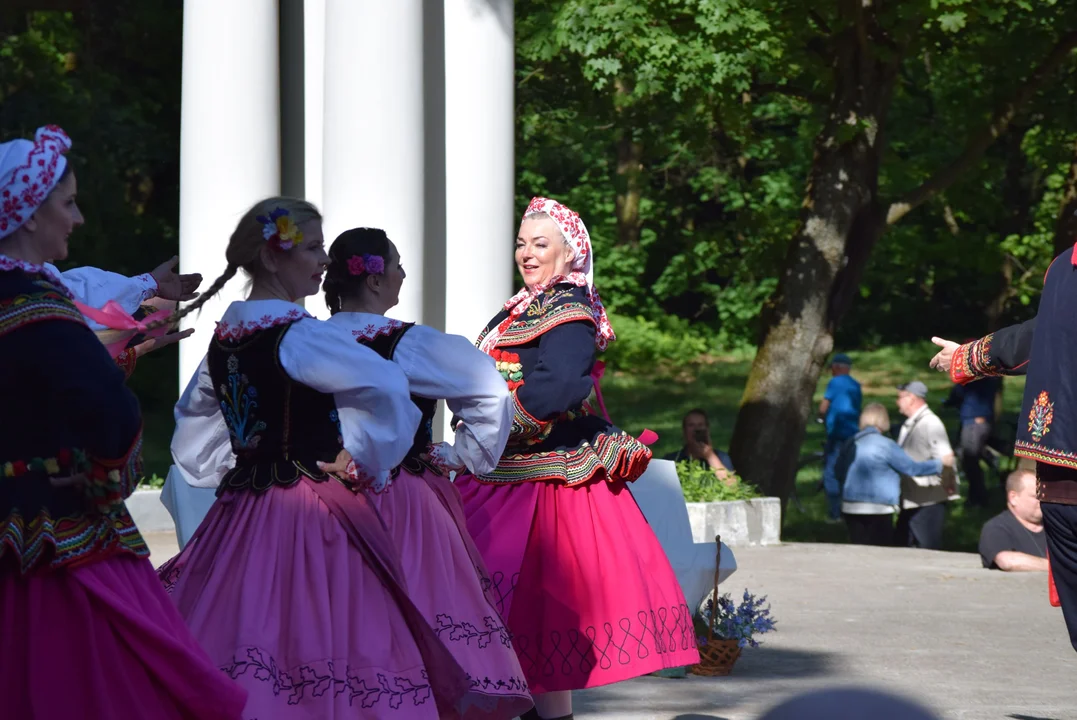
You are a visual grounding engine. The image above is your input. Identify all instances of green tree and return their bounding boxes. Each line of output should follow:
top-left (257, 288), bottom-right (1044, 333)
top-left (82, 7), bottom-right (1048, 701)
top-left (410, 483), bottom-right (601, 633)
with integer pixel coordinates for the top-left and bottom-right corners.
top-left (730, 3), bottom-right (1077, 501)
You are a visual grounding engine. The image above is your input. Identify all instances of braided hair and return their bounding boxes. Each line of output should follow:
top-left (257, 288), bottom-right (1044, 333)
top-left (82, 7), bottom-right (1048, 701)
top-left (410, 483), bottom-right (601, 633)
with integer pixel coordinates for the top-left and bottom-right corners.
top-left (143, 196), bottom-right (321, 331)
top-left (323, 227), bottom-right (393, 315)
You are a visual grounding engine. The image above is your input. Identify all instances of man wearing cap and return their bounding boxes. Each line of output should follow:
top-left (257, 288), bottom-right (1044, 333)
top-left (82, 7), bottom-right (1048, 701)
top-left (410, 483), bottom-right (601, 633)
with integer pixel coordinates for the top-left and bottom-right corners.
top-left (895, 380), bottom-right (956, 549)
top-left (818, 353), bottom-right (862, 521)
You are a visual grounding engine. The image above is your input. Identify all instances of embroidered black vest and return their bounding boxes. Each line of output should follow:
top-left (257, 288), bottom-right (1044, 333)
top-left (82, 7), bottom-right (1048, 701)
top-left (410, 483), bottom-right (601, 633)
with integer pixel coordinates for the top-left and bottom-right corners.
top-left (208, 321), bottom-right (343, 493)
top-left (355, 322), bottom-right (441, 476)
top-left (1014, 249), bottom-right (1077, 469)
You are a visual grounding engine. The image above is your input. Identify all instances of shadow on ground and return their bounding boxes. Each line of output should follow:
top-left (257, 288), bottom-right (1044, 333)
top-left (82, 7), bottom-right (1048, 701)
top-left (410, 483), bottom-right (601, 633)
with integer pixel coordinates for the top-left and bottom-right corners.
top-left (731, 646), bottom-right (839, 679)
top-left (574, 648), bottom-right (840, 718)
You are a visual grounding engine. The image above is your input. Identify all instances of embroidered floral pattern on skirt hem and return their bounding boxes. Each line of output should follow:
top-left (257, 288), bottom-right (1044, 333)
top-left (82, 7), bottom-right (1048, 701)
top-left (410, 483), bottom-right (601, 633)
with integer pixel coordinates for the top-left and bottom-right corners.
top-left (223, 647), bottom-right (434, 712)
top-left (158, 480), bottom-right (460, 719)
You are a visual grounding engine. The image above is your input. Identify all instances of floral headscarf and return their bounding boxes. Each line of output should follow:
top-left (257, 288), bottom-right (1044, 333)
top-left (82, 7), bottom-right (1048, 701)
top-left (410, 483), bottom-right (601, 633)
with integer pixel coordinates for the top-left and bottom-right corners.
top-left (480, 197), bottom-right (615, 354)
top-left (0, 125), bottom-right (72, 239)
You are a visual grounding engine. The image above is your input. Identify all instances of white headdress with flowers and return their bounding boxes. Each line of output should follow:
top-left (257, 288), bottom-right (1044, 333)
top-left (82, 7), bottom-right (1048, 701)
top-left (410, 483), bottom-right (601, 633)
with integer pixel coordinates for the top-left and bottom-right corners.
top-left (0, 125), bottom-right (72, 240)
top-left (480, 196), bottom-right (616, 354)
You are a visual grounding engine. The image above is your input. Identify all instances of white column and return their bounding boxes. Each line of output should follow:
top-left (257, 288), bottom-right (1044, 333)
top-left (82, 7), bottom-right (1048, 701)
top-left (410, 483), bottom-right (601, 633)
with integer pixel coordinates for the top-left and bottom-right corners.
top-left (444, 0), bottom-right (515, 341)
top-left (300, 0), bottom-right (327, 318)
top-left (319, 0), bottom-right (425, 323)
top-left (303, 0), bottom-right (326, 214)
top-left (178, 0), bottom-right (280, 386)
top-left (441, 0), bottom-right (514, 441)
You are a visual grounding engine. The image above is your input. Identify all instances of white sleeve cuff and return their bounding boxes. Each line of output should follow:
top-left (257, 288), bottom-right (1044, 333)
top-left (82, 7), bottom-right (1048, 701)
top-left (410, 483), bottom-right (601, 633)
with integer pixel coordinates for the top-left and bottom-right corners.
top-left (135, 272), bottom-right (158, 300)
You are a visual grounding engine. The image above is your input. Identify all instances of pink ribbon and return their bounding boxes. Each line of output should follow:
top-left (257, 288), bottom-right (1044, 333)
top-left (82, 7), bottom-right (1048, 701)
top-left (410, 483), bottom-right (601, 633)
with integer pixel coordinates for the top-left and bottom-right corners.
top-left (74, 299), bottom-right (171, 358)
top-left (590, 360), bottom-right (612, 422)
top-left (590, 360), bottom-right (659, 446)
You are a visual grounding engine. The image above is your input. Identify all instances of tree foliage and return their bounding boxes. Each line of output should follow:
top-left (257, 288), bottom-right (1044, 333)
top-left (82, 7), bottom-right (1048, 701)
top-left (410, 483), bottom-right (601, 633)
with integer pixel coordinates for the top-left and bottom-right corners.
top-left (4, 3), bottom-right (1077, 486)
top-left (517, 0), bottom-right (1077, 359)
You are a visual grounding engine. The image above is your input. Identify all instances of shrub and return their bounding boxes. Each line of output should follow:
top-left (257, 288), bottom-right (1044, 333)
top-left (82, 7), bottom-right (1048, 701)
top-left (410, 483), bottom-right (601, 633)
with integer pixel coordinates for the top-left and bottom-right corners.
top-left (675, 460), bottom-right (761, 502)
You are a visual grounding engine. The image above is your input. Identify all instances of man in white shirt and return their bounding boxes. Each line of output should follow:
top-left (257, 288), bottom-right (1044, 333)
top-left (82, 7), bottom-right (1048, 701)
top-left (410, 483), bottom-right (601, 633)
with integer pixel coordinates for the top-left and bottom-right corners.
top-left (895, 380), bottom-right (956, 549)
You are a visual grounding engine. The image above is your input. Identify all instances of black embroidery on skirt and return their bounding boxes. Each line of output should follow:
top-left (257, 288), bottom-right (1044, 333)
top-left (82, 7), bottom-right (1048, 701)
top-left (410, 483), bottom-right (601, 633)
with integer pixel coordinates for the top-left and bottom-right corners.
top-left (511, 604), bottom-right (696, 679)
top-left (434, 612), bottom-right (513, 648)
top-left (468, 672), bottom-right (530, 694)
top-left (159, 559), bottom-right (181, 594)
top-left (222, 647), bottom-right (433, 709)
top-left (480, 570), bottom-right (521, 617)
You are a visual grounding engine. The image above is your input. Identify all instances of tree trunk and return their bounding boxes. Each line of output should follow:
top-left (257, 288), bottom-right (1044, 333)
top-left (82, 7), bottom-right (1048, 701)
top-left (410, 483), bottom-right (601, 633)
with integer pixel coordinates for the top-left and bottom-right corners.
top-left (728, 7), bottom-right (891, 501)
top-left (985, 126), bottom-right (1032, 332)
top-left (614, 78), bottom-right (644, 248)
top-left (1053, 136), bottom-right (1077, 257)
top-left (730, 22), bottom-right (1077, 503)
top-left (615, 131), bottom-right (644, 248)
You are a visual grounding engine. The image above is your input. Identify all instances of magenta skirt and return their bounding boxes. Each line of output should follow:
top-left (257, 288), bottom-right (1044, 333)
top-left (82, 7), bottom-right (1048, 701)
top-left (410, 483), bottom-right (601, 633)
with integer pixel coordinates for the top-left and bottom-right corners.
top-left (455, 475), bottom-right (700, 694)
top-left (370, 469), bottom-right (533, 718)
top-left (0, 553), bottom-right (247, 719)
top-left (158, 477), bottom-right (470, 719)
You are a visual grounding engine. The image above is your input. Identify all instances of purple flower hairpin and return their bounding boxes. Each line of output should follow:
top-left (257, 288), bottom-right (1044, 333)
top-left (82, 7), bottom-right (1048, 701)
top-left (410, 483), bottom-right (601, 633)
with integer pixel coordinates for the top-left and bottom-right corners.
top-left (347, 254), bottom-right (385, 276)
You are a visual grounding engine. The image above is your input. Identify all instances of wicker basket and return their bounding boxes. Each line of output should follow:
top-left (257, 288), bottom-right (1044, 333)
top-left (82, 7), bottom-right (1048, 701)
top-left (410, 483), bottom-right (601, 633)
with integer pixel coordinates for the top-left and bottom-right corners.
top-left (689, 534), bottom-right (742, 677)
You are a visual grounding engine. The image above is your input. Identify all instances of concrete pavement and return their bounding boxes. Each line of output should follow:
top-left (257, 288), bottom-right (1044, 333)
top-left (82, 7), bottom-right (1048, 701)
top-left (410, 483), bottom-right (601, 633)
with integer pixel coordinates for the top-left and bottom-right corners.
top-left (143, 536), bottom-right (1075, 719)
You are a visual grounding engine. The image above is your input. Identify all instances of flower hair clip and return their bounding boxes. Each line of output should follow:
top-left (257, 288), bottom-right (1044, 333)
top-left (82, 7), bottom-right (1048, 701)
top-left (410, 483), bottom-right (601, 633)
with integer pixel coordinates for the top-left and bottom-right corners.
top-left (347, 254), bottom-right (385, 276)
top-left (257, 208), bottom-right (304, 251)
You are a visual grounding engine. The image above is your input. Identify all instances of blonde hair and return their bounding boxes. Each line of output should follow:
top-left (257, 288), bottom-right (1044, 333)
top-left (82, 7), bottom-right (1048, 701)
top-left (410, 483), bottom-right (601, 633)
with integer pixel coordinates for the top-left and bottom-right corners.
top-left (859, 403), bottom-right (891, 434)
top-left (145, 196), bottom-right (321, 331)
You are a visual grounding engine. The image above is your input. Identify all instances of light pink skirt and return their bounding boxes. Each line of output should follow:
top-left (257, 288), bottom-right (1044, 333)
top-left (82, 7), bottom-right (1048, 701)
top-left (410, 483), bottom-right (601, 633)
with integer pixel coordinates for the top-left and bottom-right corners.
top-left (158, 477), bottom-right (469, 719)
top-left (0, 553), bottom-right (247, 719)
top-left (455, 475), bottom-right (701, 694)
top-left (370, 469), bottom-right (533, 718)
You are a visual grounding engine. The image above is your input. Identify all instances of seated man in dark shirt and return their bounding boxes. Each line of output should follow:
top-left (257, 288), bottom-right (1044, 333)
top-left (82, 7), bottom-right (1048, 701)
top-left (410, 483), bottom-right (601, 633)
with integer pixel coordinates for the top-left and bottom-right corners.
top-left (664, 408), bottom-right (735, 483)
top-left (979, 468), bottom-right (1048, 571)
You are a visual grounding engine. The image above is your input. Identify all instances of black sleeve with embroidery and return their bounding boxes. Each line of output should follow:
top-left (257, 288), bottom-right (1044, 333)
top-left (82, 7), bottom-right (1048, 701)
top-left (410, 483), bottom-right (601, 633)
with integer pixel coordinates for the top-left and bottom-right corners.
top-left (949, 317), bottom-right (1036, 384)
top-left (514, 321), bottom-right (597, 422)
top-left (17, 317), bottom-right (144, 502)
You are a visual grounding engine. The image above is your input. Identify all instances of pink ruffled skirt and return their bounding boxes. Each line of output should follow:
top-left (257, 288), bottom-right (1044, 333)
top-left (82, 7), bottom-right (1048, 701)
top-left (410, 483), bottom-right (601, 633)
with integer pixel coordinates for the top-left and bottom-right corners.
top-left (158, 477), bottom-right (469, 719)
top-left (455, 475), bottom-right (700, 694)
top-left (0, 553), bottom-right (247, 719)
top-left (370, 469), bottom-right (533, 718)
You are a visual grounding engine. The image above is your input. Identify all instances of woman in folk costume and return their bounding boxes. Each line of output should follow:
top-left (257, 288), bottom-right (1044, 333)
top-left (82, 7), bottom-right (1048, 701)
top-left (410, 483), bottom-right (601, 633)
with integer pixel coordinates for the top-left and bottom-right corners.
top-left (155, 197), bottom-right (471, 719)
top-left (3, 128), bottom-right (205, 373)
top-left (322, 227), bottom-right (533, 719)
top-left (0, 125), bottom-right (246, 719)
top-left (454, 197), bottom-right (700, 720)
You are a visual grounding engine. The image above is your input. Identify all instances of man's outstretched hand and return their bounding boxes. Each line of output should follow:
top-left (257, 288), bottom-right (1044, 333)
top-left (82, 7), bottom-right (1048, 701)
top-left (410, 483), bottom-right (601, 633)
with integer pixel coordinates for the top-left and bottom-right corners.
top-left (929, 336), bottom-right (959, 374)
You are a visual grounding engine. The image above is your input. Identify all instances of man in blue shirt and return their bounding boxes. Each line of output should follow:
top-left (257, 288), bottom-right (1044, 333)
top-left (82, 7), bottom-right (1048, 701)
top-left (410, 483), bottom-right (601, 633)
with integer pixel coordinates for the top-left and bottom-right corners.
top-left (817, 353), bottom-right (863, 521)
top-left (944, 374), bottom-right (1003, 507)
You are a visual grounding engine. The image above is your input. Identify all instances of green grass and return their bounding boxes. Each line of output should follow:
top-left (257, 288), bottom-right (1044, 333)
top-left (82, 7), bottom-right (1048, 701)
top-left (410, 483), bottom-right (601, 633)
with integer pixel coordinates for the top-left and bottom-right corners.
top-left (601, 341), bottom-right (1027, 554)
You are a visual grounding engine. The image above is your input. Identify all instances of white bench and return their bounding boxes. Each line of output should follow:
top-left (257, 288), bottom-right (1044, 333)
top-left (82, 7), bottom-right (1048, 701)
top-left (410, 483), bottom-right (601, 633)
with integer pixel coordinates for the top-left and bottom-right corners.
top-left (628, 459), bottom-right (737, 609)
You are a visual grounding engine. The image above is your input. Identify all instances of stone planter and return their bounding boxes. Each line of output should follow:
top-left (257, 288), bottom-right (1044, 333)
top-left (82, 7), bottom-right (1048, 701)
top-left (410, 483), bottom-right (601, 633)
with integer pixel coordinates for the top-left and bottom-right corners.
top-left (686, 497), bottom-right (781, 547)
top-left (127, 487), bottom-right (175, 533)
